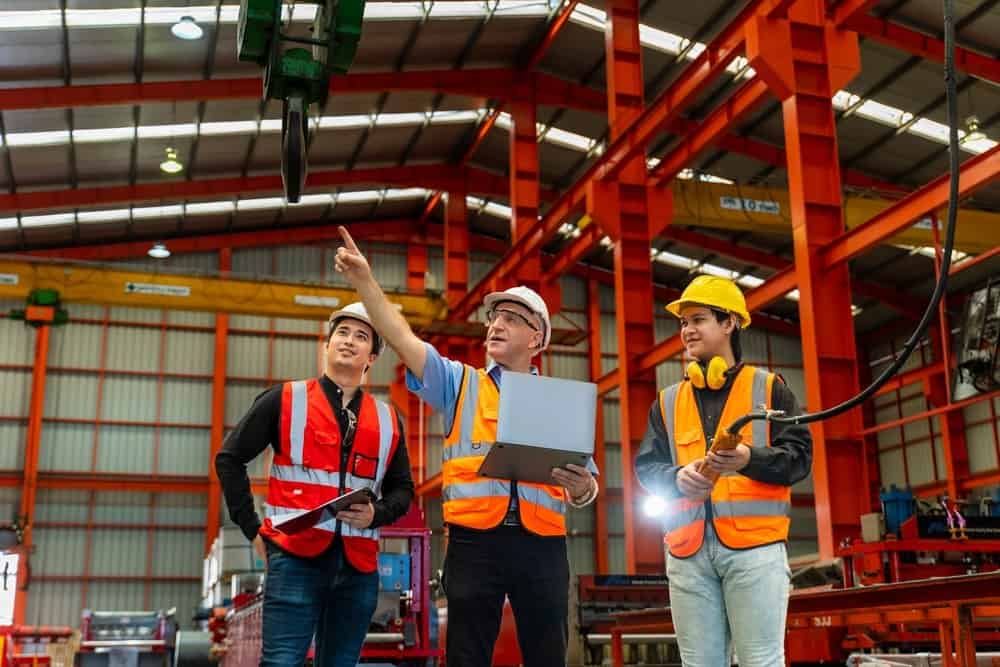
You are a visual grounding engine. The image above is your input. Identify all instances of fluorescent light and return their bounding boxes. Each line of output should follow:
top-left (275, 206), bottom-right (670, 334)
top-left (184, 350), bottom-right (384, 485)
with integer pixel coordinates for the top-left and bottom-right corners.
top-left (77, 208), bottom-right (132, 224)
top-left (185, 201), bottom-right (235, 215)
top-left (237, 197), bottom-right (287, 211)
top-left (20, 213), bottom-right (75, 228)
top-left (147, 243), bottom-right (171, 259)
top-left (171, 16), bottom-right (203, 40)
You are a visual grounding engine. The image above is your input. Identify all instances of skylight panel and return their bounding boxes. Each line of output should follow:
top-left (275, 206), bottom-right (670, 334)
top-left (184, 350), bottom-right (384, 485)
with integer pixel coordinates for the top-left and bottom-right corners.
top-left (542, 125), bottom-right (596, 152)
top-left (185, 201), bottom-right (236, 215)
top-left (0, 218), bottom-right (18, 231)
top-left (199, 121), bottom-right (261, 136)
top-left (5, 130), bottom-right (71, 148)
top-left (908, 118), bottom-right (952, 144)
top-left (383, 188), bottom-right (430, 200)
top-left (73, 126), bottom-right (135, 143)
top-left (132, 204), bottom-right (184, 219)
top-left (855, 99), bottom-right (908, 127)
top-left (137, 123), bottom-right (199, 140)
top-left (237, 197), bottom-right (286, 211)
top-left (292, 194), bottom-right (335, 206)
top-left (77, 208), bottom-right (132, 223)
top-left (20, 213), bottom-right (75, 228)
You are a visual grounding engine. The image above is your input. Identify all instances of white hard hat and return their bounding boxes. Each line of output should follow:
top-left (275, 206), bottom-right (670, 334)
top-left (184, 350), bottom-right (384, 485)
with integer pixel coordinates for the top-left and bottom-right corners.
top-left (328, 302), bottom-right (384, 355)
top-left (483, 286), bottom-right (551, 351)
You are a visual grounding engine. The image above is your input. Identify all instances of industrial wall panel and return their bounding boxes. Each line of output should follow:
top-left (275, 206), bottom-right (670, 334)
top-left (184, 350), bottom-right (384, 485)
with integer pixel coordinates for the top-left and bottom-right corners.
top-left (232, 247), bottom-right (273, 277)
top-left (566, 504), bottom-right (594, 533)
top-left (225, 383), bottom-right (271, 426)
top-left (32, 528), bottom-right (87, 576)
top-left (229, 314), bottom-right (272, 332)
top-left (900, 395), bottom-right (931, 441)
top-left (559, 275), bottom-right (587, 311)
top-left (39, 422), bottom-right (93, 472)
top-left (424, 436), bottom-right (443, 479)
top-left (108, 306), bottom-right (164, 324)
top-left (599, 314), bottom-right (616, 356)
top-left (70, 304), bottom-right (108, 320)
top-left (164, 330), bottom-right (215, 375)
top-left (0, 368), bottom-right (30, 417)
top-left (426, 253), bottom-right (444, 293)
top-left (49, 322), bottom-right (103, 369)
top-left (425, 499), bottom-right (444, 573)
top-left (87, 582), bottom-right (147, 613)
top-left (151, 583), bottom-right (201, 628)
top-left (792, 473), bottom-right (814, 493)
top-left (904, 440), bottom-right (937, 487)
top-left (92, 492), bottom-right (153, 523)
top-left (166, 310), bottom-right (215, 327)
top-left (0, 423), bottom-right (26, 470)
top-left (105, 327), bottom-right (161, 372)
top-left (44, 373), bottom-right (99, 419)
top-left (602, 443), bottom-right (623, 491)
top-left (789, 506), bottom-right (818, 545)
top-left (35, 490), bottom-right (89, 522)
top-left (0, 313), bottom-right (32, 366)
top-left (366, 346), bottom-right (400, 387)
top-left (741, 329), bottom-right (769, 365)
top-left (964, 400), bottom-right (991, 424)
top-left (934, 436), bottom-right (946, 481)
top-left (602, 400), bottom-right (621, 445)
top-left (26, 582), bottom-right (82, 627)
top-left (272, 318), bottom-right (324, 336)
top-left (271, 337), bottom-right (321, 381)
top-left (157, 428), bottom-right (209, 476)
top-left (101, 376), bottom-right (158, 422)
top-left (469, 254), bottom-right (493, 285)
top-left (608, 537), bottom-right (626, 574)
top-left (152, 531), bottom-right (204, 577)
top-left (368, 243), bottom-right (408, 291)
top-left (161, 380), bottom-right (213, 425)
top-left (275, 246), bottom-right (325, 282)
top-left (598, 284), bottom-right (615, 311)
top-left (226, 335), bottom-right (270, 379)
top-left (153, 494), bottom-right (207, 526)
top-left (770, 334), bottom-right (804, 365)
top-left (879, 449), bottom-right (906, 488)
top-left (966, 422), bottom-right (1000, 473)
top-left (548, 354), bottom-right (588, 381)
top-left (89, 529), bottom-right (148, 576)
top-left (655, 360), bottom-right (683, 390)
top-left (779, 368), bottom-right (807, 409)
top-left (568, 537), bottom-right (595, 575)
top-left (95, 425), bottom-right (155, 474)
top-left (0, 489), bottom-right (16, 528)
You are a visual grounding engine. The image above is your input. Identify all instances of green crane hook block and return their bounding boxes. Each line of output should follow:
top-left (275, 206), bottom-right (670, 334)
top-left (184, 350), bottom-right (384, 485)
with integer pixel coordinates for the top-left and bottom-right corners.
top-left (237, 0), bottom-right (368, 202)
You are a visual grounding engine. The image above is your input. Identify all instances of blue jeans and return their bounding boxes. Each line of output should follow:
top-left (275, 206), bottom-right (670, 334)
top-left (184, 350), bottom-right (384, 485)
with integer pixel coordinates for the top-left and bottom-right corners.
top-left (666, 523), bottom-right (791, 667)
top-left (261, 539), bottom-right (378, 667)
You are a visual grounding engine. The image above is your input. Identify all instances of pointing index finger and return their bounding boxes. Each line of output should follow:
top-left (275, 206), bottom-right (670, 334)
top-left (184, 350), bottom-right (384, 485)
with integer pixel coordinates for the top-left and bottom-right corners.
top-left (338, 225), bottom-right (361, 253)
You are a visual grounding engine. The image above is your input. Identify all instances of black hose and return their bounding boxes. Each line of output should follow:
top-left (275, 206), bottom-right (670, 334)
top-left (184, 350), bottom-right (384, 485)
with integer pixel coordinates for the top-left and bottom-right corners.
top-left (728, 0), bottom-right (960, 434)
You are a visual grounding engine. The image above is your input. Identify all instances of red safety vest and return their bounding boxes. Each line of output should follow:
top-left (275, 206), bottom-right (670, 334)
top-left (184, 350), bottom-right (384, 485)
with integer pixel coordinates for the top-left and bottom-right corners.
top-left (659, 365), bottom-right (791, 558)
top-left (258, 379), bottom-right (399, 572)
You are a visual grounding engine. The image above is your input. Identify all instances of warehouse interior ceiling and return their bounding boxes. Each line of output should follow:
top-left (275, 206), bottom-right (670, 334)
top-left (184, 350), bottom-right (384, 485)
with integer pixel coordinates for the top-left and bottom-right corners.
top-left (1, 0), bottom-right (999, 335)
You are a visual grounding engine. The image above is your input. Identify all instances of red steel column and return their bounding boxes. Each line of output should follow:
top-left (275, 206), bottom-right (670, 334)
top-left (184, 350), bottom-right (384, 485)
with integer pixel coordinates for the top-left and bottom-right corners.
top-left (599, 0), bottom-right (662, 573)
top-left (17, 316), bottom-right (53, 624)
top-left (588, 278), bottom-right (609, 573)
top-left (206, 248), bottom-right (231, 552)
top-left (445, 188), bottom-right (469, 310)
top-left (395, 255), bottom-right (430, 487)
top-left (747, 0), bottom-right (863, 557)
top-left (508, 93), bottom-right (541, 294)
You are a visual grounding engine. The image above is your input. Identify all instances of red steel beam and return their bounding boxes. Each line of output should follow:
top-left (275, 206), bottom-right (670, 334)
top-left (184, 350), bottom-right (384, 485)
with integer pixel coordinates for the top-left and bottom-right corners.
top-left (205, 248), bottom-right (230, 552)
top-left (448, 0), bottom-right (795, 322)
top-left (445, 188), bottom-right (470, 309)
top-left (829, 0), bottom-right (881, 27)
top-left (586, 278), bottom-right (609, 574)
top-left (0, 70), bottom-right (605, 113)
top-left (823, 142), bottom-right (1000, 267)
top-left (842, 13), bottom-right (1000, 86)
top-left (0, 165), bottom-right (520, 214)
top-left (15, 321), bottom-right (51, 625)
top-left (603, 0), bottom-right (662, 575)
top-left (526, 0), bottom-right (583, 71)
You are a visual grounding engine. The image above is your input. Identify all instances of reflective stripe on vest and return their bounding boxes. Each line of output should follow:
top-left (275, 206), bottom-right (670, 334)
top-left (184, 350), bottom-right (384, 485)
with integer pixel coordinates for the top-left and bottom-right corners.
top-left (288, 380), bottom-right (308, 465)
top-left (660, 366), bottom-right (789, 554)
top-left (441, 366), bottom-right (568, 535)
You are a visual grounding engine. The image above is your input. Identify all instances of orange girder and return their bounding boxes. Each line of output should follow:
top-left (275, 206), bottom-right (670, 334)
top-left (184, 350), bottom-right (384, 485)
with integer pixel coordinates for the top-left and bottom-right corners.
top-left (0, 70), bottom-right (606, 113)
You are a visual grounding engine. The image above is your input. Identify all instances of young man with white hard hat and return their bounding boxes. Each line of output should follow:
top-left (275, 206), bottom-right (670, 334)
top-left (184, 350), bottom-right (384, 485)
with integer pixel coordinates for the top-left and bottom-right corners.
top-left (333, 227), bottom-right (598, 667)
top-left (215, 302), bottom-right (414, 667)
top-left (634, 275), bottom-right (813, 667)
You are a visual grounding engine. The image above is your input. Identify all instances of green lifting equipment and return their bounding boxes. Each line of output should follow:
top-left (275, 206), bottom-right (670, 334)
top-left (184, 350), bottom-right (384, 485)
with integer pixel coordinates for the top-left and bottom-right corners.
top-left (237, 0), bottom-right (367, 202)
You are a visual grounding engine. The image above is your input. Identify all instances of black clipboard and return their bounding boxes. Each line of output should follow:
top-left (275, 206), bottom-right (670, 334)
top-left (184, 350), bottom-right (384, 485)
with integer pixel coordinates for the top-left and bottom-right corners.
top-left (271, 487), bottom-right (376, 534)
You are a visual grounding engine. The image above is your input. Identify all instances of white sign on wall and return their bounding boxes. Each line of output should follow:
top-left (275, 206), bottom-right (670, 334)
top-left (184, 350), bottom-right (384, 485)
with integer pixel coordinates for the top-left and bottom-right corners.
top-left (720, 196), bottom-right (780, 215)
top-left (124, 282), bottom-right (191, 297)
top-left (0, 552), bottom-right (19, 626)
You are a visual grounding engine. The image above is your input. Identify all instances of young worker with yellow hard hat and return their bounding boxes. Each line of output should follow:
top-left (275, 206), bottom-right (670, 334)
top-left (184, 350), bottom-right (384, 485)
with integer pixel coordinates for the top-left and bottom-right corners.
top-left (634, 275), bottom-right (813, 667)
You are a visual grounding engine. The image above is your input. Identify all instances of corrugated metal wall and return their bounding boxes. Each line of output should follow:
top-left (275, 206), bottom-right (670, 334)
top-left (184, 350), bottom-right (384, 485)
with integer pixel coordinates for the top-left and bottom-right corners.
top-left (868, 334), bottom-right (1000, 497)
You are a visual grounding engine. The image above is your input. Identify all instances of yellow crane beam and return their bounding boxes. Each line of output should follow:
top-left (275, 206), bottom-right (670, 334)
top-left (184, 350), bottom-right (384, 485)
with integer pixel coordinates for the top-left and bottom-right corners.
top-left (0, 257), bottom-right (447, 326)
top-left (670, 180), bottom-right (998, 255)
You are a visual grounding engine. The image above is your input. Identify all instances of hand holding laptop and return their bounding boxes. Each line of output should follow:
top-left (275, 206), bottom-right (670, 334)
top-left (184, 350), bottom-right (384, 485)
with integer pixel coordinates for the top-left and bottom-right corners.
top-left (550, 463), bottom-right (593, 499)
top-left (337, 500), bottom-right (375, 529)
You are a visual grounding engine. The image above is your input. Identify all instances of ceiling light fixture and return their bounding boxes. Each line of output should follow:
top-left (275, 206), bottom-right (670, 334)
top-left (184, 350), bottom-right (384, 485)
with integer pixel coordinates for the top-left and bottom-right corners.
top-left (147, 242), bottom-right (171, 259)
top-left (962, 115), bottom-right (987, 144)
top-left (159, 147), bottom-right (184, 174)
top-left (171, 16), bottom-right (203, 40)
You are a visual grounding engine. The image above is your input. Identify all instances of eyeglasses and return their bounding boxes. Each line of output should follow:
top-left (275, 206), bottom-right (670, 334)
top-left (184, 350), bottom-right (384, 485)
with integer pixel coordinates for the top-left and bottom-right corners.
top-left (485, 308), bottom-right (539, 331)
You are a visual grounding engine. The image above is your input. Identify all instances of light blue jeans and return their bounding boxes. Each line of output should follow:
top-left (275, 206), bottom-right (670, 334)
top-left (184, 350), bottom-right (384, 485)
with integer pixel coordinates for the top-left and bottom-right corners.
top-left (666, 523), bottom-right (791, 667)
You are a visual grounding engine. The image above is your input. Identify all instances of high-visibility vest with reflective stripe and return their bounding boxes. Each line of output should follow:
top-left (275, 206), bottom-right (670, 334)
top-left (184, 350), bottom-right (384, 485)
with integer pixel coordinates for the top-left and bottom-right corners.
top-left (441, 367), bottom-right (567, 536)
top-left (659, 365), bottom-right (791, 557)
top-left (259, 379), bottom-right (399, 571)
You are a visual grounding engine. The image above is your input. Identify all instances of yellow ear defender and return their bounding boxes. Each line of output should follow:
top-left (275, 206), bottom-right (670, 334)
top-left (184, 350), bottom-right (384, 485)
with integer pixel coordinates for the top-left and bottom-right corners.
top-left (686, 356), bottom-right (729, 390)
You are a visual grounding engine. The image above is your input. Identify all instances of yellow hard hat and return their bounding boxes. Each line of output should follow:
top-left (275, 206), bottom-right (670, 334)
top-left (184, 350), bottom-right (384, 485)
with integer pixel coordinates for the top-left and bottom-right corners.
top-left (665, 275), bottom-right (751, 328)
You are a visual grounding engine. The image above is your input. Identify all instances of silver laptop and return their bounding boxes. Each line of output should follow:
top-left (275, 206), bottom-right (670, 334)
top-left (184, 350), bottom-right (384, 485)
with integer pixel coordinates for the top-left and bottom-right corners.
top-left (477, 371), bottom-right (597, 484)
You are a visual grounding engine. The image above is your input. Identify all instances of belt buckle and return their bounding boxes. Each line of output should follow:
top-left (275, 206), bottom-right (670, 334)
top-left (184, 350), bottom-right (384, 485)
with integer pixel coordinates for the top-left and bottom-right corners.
top-left (502, 511), bottom-right (520, 526)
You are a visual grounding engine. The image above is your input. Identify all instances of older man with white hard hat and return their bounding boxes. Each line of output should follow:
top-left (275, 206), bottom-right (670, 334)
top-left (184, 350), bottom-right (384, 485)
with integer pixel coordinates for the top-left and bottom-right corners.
top-left (215, 300), bottom-right (414, 667)
top-left (333, 226), bottom-right (598, 667)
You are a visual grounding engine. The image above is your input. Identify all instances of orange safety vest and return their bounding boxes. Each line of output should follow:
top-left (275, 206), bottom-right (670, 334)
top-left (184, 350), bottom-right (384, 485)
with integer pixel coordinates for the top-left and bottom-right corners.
top-left (259, 379), bottom-right (399, 572)
top-left (441, 367), bottom-right (567, 536)
top-left (659, 365), bottom-right (791, 558)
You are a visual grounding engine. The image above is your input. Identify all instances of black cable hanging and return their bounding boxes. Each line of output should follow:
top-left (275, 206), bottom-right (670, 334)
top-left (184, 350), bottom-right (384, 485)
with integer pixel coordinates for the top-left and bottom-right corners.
top-left (727, 0), bottom-right (961, 434)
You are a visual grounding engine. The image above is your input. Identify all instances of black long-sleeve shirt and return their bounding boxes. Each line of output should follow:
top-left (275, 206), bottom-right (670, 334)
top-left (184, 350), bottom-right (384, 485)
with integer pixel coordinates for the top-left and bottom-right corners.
top-left (215, 375), bottom-right (415, 542)
top-left (635, 366), bottom-right (812, 500)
